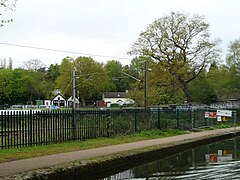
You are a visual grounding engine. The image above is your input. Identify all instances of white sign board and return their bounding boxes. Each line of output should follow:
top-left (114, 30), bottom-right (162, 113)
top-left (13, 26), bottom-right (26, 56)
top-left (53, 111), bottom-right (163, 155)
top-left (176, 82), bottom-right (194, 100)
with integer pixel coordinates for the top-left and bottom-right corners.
top-left (217, 110), bottom-right (232, 117)
top-left (217, 116), bottom-right (222, 122)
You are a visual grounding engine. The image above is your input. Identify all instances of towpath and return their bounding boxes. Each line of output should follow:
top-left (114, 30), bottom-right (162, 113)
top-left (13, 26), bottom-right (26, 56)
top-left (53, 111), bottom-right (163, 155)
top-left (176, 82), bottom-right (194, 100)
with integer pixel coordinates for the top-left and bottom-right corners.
top-left (0, 127), bottom-right (239, 177)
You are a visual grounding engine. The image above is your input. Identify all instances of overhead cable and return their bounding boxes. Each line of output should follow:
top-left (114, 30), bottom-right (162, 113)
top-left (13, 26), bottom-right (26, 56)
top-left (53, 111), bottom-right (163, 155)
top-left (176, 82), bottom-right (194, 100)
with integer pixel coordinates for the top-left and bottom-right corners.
top-left (0, 42), bottom-right (131, 60)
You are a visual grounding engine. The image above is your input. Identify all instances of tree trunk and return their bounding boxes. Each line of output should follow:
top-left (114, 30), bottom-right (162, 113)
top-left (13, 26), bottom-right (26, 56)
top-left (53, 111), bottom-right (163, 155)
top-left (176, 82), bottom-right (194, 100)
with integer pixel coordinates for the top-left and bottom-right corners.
top-left (182, 83), bottom-right (192, 103)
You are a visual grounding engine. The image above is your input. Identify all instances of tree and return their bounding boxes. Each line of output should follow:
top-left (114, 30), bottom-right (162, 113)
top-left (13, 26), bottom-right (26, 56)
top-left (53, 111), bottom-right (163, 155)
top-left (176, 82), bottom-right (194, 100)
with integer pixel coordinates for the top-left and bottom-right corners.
top-left (188, 71), bottom-right (217, 104)
top-left (104, 60), bottom-right (129, 92)
top-left (56, 56), bottom-right (74, 97)
top-left (74, 56), bottom-right (108, 106)
top-left (47, 63), bottom-right (60, 81)
top-left (56, 56), bottom-right (108, 106)
top-left (226, 39), bottom-right (240, 69)
top-left (0, 68), bottom-right (48, 105)
top-left (0, 0), bottom-right (16, 27)
top-left (129, 12), bottom-right (219, 102)
top-left (23, 59), bottom-right (46, 72)
top-left (0, 68), bottom-right (13, 104)
top-left (205, 62), bottom-right (240, 101)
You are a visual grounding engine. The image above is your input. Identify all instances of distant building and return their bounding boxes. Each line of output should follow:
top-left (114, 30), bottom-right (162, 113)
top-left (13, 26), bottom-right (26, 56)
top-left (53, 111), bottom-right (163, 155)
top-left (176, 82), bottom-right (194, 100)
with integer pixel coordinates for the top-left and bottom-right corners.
top-left (44, 93), bottom-right (67, 107)
top-left (67, 96), bottom-right (79, 108)
top-left (102, 92), bottom-right (134, 107)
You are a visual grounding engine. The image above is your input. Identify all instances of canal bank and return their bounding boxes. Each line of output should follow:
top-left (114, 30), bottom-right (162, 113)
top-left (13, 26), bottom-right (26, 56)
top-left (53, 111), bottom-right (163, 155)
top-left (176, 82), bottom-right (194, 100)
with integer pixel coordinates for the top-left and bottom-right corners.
top-left (1, 127), bottom-right (240, 179)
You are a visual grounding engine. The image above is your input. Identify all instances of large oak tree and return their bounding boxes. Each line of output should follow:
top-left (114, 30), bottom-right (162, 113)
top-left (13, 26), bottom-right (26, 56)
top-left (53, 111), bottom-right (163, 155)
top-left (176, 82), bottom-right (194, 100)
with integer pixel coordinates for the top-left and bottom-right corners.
top-left (129, 12), bottom-right (219, 102)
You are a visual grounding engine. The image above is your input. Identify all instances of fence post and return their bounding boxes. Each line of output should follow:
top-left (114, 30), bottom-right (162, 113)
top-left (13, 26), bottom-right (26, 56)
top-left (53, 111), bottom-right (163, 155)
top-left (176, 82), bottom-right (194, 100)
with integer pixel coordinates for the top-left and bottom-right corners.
top-left (29, 110), bottom-right (33, 146)
top-left (134, 109), bottom-right (137, 132)
top-left (106, 109), bottom-right (111, 137)
top-left (176, 108), bottom-right (179, 129)
top-left (234, 111), bottom-right (237, 135)
top-left (191, 109), bottom-right (195, 129)
top-left (72, 109), bottom-right (76, 140)
top-left (157, 108), bottom-right (161, 129)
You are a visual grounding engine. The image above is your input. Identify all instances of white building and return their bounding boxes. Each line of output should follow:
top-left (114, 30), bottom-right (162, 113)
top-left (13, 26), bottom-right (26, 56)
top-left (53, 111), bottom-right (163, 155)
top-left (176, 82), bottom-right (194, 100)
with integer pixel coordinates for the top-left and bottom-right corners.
top-left (44, 93), bottom-right (67, 107)
top-left (102, 92), bottom-right (134, 107)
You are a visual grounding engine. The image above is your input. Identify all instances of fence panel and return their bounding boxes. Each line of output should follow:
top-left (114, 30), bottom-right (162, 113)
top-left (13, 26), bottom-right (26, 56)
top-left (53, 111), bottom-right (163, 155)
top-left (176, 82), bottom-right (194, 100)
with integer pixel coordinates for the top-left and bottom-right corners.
top-left (0, 110), bottom-right (73, 149)
top-left (1, 108), bottom-right (239, 149)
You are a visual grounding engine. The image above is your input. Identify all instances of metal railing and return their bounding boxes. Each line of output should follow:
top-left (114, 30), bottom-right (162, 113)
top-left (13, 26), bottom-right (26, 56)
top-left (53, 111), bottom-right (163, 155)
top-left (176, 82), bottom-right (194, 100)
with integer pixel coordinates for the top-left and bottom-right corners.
top-left (0, 108), bottom-right (238, 149)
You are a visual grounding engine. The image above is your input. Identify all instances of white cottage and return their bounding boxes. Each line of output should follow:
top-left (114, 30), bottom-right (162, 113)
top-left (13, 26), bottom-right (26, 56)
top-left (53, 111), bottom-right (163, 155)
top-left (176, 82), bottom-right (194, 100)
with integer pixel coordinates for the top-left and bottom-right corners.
top-left (67, 96), bottom-right (80, 107)
top-left (102, 92), bottom-right (134, 107)
top-left (44, 93), bottom-right (67, 107)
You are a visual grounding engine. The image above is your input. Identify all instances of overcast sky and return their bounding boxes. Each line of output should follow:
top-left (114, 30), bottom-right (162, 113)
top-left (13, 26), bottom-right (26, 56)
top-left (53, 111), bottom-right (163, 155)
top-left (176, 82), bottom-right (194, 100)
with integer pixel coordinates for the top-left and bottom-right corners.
top-left (1, 0), bottom-right (240, 68)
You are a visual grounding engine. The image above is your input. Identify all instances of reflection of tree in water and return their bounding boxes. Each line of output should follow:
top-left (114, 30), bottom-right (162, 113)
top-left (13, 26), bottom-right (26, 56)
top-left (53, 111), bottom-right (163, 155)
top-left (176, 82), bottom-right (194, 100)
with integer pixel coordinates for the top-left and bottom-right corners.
top-left (131, 151), bottom-right (192, 178)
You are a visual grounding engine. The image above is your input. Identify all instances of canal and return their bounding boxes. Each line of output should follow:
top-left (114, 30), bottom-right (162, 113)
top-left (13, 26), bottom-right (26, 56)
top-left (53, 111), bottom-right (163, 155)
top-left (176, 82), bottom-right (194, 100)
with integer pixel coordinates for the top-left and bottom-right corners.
top-left (100, 137), bottom-right (240, 179)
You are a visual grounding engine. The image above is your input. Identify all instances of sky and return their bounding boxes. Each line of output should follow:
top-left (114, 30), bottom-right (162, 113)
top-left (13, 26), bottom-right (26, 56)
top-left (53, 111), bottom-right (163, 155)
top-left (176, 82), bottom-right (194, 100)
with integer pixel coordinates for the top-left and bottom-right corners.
top-left (1, 0), bottom-right (240, 68)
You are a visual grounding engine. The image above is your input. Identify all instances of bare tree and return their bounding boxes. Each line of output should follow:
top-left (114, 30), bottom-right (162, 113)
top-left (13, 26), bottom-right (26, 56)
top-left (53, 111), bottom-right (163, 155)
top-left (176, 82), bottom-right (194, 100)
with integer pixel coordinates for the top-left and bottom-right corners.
top-left (23, 59), bottom-right (46, 71)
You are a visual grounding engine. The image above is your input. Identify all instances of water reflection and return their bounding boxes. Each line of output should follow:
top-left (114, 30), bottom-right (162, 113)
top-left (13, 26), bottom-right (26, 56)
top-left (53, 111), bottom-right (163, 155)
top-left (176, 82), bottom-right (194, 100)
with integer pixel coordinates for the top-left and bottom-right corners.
top-left (102, 137), bottom-right (240, 180)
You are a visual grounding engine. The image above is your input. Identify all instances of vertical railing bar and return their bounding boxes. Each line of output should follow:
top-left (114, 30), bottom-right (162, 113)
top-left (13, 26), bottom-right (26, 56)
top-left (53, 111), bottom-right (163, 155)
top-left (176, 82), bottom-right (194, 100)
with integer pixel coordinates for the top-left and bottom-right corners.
top-left (3, 111), bottom-right (6, 149)
top-left (51, 110), bottom-right (54, 144)
top-left (45, 110), bottom-right (48, 145)
top-left (19, 111), bottom-right (21, 148)
top-left (7, 111), bottom-right (10, 148)
top-left (13, 111), bottom-right (16, 148)
top-left (1, 111), bottom-right (3, 149)
top-left (16, 111), bottom-right (19, 148)
top-left (40, 110), bottom-right (43, 145)
top-left (57, 110), bottom-right (60, 142)
top-left (64, 110), bottom-right (66, 141)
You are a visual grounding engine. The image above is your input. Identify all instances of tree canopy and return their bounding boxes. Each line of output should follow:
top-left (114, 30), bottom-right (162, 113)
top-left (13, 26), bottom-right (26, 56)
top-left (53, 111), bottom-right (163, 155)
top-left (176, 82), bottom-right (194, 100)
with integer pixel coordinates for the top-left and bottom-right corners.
top-left (2, 10), bottom-right (240, 107)
top-left (226, 39), bottom-right (240, 70)
top-left (56, 56), bottom-right (108, 106)
top-left (129, 12), bottom-right (220, 102)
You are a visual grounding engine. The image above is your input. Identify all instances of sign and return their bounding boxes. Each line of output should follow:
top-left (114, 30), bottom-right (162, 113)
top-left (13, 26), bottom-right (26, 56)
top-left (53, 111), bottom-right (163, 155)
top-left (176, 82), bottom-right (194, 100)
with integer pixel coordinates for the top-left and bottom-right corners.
top-left (217, 110), bottom-right (232, 117)
top-left (217, 116), bottom-right (222, 122)
top-left (205, 112), bottom-right (217, 118)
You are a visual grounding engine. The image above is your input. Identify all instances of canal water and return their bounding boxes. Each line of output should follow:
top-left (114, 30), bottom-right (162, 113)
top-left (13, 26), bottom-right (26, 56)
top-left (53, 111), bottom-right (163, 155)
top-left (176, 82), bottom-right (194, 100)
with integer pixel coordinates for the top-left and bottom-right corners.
top-left (101, 137), bottom-right (240, 180)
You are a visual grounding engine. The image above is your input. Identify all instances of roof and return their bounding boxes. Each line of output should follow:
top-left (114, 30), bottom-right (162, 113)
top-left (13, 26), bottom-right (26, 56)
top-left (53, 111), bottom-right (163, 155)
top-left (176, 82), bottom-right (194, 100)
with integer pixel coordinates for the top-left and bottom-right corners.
top-left (103, 92), bottom-right (127, 98)
top-left (52, 93), bottom-right (66, 101)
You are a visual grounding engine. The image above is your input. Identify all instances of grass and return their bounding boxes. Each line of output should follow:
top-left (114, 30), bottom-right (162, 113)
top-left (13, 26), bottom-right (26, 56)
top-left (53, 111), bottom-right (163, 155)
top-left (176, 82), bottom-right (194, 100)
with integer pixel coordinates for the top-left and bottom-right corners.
top-left (201, 122), bottom-right (240, 130)
top-left (0, 129), bottom-right (186, 163)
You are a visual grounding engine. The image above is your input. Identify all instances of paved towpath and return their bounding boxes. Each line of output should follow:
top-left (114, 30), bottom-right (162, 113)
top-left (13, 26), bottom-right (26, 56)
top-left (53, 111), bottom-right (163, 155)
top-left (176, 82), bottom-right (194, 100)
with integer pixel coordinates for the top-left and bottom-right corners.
top-left (0, 127), bottom-right (239, 177)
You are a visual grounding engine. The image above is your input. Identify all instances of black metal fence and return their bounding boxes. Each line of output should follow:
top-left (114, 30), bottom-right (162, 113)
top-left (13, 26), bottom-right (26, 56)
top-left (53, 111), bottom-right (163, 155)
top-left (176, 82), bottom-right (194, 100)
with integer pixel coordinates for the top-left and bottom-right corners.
top-left (0, 108), bottom-right (238, 149)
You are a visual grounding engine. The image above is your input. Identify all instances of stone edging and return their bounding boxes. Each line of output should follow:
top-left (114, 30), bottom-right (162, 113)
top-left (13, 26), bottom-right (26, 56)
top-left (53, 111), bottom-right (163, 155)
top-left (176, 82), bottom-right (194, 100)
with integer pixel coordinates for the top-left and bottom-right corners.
top-left (3, 131), bottom-right (240, 180)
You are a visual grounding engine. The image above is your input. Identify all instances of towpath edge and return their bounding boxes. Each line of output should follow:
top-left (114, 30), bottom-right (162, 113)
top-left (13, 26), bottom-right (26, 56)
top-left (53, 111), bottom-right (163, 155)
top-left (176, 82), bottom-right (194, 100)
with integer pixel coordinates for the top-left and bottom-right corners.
top-left (1, 127), bottom-right (240, 179)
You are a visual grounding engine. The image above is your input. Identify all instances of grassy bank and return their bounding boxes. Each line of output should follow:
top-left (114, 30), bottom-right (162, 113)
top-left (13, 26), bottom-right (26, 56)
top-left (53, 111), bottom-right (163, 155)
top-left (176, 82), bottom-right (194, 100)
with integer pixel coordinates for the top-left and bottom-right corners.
top-left (0, 129), bottom-right (186, 163)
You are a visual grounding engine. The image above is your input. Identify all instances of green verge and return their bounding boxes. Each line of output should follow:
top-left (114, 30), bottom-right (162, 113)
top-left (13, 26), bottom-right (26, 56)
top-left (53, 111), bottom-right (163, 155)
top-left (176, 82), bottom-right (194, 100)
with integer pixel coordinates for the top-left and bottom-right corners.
top-left (0, 129), bottom-right (186, 163)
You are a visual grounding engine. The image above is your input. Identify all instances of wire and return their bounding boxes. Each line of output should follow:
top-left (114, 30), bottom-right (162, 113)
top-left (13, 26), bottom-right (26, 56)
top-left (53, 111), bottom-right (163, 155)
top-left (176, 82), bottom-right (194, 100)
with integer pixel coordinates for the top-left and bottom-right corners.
top-left (0, 42), bottom-right (131, 60)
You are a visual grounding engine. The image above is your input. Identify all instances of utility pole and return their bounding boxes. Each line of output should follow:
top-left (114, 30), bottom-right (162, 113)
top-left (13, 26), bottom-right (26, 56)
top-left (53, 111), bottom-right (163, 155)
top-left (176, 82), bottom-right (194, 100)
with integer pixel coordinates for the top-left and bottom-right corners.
top-left (144, 61), bottom-right (148, 109)
top-left (72, 69), bottom-right (76, 139)
top-left (122, 61), bottom-right (149, 109)
top-left (72, 69), bottom-right (76, 110)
